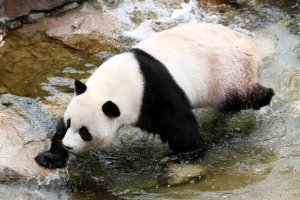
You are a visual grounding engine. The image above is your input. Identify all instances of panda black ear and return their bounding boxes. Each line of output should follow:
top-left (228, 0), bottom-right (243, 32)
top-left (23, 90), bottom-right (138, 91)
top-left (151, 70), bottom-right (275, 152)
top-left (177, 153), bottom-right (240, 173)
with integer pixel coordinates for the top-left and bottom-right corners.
top-left (102, 101), bottom-right (121, 118)
top-left (74, 80), bottom-right (87, 95)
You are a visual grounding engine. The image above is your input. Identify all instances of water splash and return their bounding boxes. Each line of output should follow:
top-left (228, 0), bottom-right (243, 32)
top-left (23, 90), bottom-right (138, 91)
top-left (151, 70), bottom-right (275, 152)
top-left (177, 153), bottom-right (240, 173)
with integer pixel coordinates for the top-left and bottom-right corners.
top-left (36, 170), bottom-right (61, 186)
top-left (98, 0), bottom-right (222, 41)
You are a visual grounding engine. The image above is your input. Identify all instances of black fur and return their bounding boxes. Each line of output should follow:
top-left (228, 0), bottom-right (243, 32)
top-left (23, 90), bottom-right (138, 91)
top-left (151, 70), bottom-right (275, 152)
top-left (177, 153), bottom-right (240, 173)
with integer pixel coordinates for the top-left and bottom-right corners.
top-left (75, 79), bottom-right (87, 95)
top-left (79, 126), bottom-right (93, 141)
top-left (130, 48), bottom-right (207, 153)
top-left (67, 118), bottom-right (71, 128)
top-left (220, 84), bottom-right (274, 112)
top-left (249, 85), bottom-right (274, 109)
top-left (35, 117), bottom-right (69, 169)
top-left (102, 101), bottom-right (121, 117)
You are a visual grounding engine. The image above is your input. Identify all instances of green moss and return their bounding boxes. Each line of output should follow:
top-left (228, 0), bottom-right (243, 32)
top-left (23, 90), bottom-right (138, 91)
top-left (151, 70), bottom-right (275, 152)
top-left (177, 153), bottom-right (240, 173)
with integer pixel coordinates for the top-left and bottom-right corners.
top-left (129, 10), bottom-right (158, 26)
top-left (130, 16), bottom-right (143, 25)
top-left (194, 109), bottom-right (257, 142)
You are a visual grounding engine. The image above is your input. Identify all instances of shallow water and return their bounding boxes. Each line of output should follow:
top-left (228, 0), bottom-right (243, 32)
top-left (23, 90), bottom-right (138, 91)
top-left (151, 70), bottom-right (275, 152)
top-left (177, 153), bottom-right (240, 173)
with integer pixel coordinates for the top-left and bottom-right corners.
top-left (0, 0), bottom-right (300, 199)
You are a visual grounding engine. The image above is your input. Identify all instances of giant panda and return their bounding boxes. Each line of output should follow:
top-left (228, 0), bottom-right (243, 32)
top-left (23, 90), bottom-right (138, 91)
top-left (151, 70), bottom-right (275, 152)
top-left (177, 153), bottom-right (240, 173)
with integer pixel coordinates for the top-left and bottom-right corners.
top-left (35, 23), bottom-right (274, 169)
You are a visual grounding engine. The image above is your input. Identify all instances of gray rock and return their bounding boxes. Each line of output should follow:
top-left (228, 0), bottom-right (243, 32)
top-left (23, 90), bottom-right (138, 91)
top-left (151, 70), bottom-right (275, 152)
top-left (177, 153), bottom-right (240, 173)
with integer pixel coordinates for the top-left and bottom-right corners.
top-left (5, 0), bottom-right (83, 20)
top-left (6, 19), bottom-right (22, 29)
top-left (288, 18), bottom-right (300, 35)
top-left (167, 163), bottom-right (206, 186)
top-left (235, 0), bottom-right (252, 6)
top-left (61, 2), bottom-right (79, 12)
top-left (0, 0), bottom-right (5, 27)
top-left (0, 104), bottom-right (53, 181)
top-left (45, 12), bottom-right (125, 54)
top-left (22, 12), bottom-right (46, 24)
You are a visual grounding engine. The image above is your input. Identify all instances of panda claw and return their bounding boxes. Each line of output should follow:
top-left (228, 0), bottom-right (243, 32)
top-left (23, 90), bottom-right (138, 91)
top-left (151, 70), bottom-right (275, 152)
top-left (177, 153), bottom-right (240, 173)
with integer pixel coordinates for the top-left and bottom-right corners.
top-left (35, 151), bottom-right (68, 169)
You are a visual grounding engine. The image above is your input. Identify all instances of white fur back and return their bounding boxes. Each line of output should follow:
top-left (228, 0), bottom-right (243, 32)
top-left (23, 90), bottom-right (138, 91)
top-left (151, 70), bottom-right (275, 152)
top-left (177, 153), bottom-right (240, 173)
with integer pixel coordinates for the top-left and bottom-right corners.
top-left (134, 23), bottom-right (261, 108)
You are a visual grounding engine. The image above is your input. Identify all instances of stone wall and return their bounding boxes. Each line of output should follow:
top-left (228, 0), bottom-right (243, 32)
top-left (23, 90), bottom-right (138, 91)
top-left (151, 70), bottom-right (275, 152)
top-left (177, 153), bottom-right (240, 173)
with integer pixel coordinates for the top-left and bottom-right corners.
top-left (0, 0), bottom-right (84, 29)
top-left (0, 0), bottom-right (5, 27)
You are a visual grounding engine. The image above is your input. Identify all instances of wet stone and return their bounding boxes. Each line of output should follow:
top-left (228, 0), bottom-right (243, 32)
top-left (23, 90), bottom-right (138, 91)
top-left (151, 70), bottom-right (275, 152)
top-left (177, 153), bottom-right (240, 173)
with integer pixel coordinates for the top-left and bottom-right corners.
top-left (0, 0), bottom-right (4, 25)
top-left (61, 2), bottom-right (79, 12)
top-left (44, 11), bottom-right (125, 54)
top-left (2, 167), bottom-right (25, 179)
top-left (5, 0), bottom-right (83, 20)
top-left (167, 163), bottom-right (206, 186)
top-left (88, 0), bottom-right (102, 10)
top-left (6, 20), bottom-right (22, 29)
top-left (288, 18), bottom-right (300, 35)
top-left (230, 0), bottom-right (252, 6)
top-left (94, 51), bottom-right (114, 60)
top-left (0, 103), bottom-right (53, 181)
top-left (22, 12), bottom-right (46, 24)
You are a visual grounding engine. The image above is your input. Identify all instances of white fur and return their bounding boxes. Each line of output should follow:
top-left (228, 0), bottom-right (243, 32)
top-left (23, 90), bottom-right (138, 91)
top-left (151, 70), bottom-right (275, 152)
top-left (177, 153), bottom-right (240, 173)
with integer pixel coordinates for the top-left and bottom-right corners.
top-left (62, 23), bottom-right (261, 153)
top-left (62, 53), bottom-right (144, 153)
top-left (134, 23), bottom-right (260, 108)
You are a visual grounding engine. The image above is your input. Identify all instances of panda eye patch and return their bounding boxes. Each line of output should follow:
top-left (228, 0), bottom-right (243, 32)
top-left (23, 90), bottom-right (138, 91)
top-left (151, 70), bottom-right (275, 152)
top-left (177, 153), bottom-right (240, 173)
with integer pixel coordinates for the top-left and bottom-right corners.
top-left (67, 119), bottom-right (71, 129)
top-left (79, 126), bottom-right (93, 141)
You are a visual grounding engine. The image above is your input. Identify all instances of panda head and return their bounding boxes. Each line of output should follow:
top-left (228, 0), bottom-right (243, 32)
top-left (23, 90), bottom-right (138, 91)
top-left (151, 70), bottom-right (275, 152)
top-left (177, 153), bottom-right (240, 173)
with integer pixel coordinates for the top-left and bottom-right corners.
top-left (62, 80), bottom-right (121, 154)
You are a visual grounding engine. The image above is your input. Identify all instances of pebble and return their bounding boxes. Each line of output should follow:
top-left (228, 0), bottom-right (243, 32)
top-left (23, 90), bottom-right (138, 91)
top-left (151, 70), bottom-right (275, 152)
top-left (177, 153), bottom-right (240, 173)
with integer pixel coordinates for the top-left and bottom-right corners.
top-left (0, 27), bottom-right (7, 48)
top-left (0, 40), bottom-right (5, 48)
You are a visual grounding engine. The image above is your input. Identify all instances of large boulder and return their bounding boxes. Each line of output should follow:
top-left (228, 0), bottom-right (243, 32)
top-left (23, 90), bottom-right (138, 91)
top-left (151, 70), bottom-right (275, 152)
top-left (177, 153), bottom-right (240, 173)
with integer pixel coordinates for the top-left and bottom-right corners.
top-left (44, 2), bottom-right (127, 54)
top-left (14, 2), bottom-right (128, 54)
top-left (5, 0), bottom-right (83, 20)
top-left (0, 104), bottom-right (53, 181)
top-left (45, 12), bottom-right (124, 54)
top-left (0, 0), bottom-right (5, 27)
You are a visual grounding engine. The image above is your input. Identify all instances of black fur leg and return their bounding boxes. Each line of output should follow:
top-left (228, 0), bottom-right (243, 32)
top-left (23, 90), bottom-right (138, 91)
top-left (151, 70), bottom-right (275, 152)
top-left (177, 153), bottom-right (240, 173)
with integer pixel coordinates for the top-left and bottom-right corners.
top-left (220, 84), bottom-right (274, 112)
top-left (35, 150), bottom-right (68, 169)
top-left (220, 91), bottom-right (248, 113)
top-left (35, 117), bottom-right (69, 169)
top-left (161, 108), bottom-right (207, 153)
top-left (131, 48), bottom-right (207, 154)
top-left (249, 85), bottom-right (274, 109)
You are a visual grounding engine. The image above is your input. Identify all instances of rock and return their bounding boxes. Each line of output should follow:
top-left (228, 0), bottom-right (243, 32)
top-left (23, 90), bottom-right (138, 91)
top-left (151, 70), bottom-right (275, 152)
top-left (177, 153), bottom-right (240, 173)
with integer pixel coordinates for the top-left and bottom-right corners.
top-left (77, 1), bottom-right (97, 13)
top-left (167, 162), bottom-right (206, 185)
top-left (94, 51), bottom-right (114, 60)
top-left (5, 0), bottom-right (83, 20)
top-left (61, 2), bottom-right (79, 13)
top-left (0, 104), bottom-right (53, 181)
top-left (22, 12), bottom-right (46, 24)
top-left (0, 0), bottom-right (5, 27)
top-left (6, 19), bottom-right (22, 29)
top-left (45, 12), bottom-right (125, 54)
top-left (229, 0), bottom-right (252, 6)
top-left (288, 18), bottom-right (300, 35)
top-left (88, 0), bottom-right (102, 10)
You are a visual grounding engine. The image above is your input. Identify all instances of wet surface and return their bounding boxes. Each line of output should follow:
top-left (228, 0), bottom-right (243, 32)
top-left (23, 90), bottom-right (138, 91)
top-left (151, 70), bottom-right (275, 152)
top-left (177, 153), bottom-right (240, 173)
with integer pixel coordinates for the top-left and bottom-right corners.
top-left (0, 30), bottom-right (102, 97)
top-left (0, 0), bottom-right (300, 199)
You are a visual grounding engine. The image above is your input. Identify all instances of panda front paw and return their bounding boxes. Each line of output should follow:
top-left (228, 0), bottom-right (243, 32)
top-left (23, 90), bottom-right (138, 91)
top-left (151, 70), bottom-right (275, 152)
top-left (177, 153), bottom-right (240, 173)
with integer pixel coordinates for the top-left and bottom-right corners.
top-left (35, 151), bottom-right (68, 169)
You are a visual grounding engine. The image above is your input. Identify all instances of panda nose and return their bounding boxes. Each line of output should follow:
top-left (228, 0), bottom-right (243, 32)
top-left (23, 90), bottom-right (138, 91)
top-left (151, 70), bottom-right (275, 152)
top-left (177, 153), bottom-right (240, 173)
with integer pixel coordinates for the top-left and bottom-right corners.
top-left (64, 145), bottom-right (73, 150)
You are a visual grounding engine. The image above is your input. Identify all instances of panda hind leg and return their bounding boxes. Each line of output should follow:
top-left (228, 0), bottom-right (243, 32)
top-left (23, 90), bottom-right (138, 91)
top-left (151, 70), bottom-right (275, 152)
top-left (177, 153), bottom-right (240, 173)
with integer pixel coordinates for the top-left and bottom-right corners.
top-left (35, 117), bottom-right (69, 169)
top-left (220, 84), bottom-right (274, 112)
top-left (248, 84), bottom-right (274, 110)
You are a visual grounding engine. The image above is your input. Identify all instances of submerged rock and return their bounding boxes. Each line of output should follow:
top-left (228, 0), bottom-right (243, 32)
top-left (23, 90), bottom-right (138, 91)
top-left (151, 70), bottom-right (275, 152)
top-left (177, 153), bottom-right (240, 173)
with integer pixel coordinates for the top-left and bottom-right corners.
top-left (0, 104), bottom-right (53, 181)
top-left (167, 162), bottom-right (206, 186)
